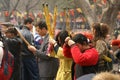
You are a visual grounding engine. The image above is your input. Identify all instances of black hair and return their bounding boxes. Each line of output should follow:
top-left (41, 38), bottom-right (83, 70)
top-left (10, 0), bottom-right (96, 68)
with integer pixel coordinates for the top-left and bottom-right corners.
top-left (36, 21), bottom-right (48, 30)
top-left (5, 27), bottom-right (18, 35)
top-left (24, 17), bottom-right (33, 25)
top-left (56, 30), bottom-right (69, 46)
top-left (72, 33), bottom-right (88, 45)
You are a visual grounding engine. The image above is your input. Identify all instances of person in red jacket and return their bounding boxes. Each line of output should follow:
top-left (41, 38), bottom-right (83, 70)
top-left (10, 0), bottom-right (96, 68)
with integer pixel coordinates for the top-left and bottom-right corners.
top-left (63, 33), bottom-right (99, 79)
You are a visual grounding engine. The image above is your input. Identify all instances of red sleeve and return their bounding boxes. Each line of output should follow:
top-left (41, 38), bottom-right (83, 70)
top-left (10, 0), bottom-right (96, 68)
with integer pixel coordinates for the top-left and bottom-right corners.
top-left (63, 44), bottom-right (72, 58)
top-left (71, 45), bottom-right (98, 66)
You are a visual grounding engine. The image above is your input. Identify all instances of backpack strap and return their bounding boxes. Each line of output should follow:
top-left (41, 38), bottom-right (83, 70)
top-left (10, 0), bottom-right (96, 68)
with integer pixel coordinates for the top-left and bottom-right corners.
top-left (2, 37), bottom-right (9, 75)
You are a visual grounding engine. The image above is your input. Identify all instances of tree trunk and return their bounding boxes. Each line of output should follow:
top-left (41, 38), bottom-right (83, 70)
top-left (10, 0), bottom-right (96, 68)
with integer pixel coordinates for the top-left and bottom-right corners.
top-left (101, 0), bottom-right (120, 31)
top-left (5, 16), bottom-right (10, 22)
top-left (74, 0), bottom-right (98, 26)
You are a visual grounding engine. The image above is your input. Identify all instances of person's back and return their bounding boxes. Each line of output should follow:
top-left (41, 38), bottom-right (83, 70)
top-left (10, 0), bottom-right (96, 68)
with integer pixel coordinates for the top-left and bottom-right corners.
top-left (20, 17), bottom-right (39, 80)
top-left (5, 27), bottom-right (22, 80)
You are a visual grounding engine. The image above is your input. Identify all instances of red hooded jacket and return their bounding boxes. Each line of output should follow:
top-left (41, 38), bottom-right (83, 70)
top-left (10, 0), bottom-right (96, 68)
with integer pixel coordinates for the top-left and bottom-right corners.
top-left (63, 44), bottom-right (99, 66)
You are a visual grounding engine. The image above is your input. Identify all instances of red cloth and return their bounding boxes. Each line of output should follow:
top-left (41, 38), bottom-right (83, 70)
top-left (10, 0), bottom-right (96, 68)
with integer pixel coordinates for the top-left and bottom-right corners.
top-left (82, 32), bottom-right (93, 41)
top-left (111, 40), bottom-right (120, 46)
top-left (0, 49), bottom-right (14, 80)
top-left (63, 45), bottom-right (99, 66)
top-left (75, 32), bottom-right (93, 41)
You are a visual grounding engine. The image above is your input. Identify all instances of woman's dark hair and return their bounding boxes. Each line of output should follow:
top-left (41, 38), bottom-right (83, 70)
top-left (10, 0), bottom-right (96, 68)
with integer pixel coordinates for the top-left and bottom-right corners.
top-left (92, 23), bottom-right (109, 41)
top-left (72, 33), bottom-right (88, 45)
top-left (56, 30), bottom-right (69, 46)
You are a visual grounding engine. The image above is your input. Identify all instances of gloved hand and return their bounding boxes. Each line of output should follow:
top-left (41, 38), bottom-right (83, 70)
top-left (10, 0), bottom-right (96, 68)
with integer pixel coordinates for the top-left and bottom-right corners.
top-left (65, 37), bottom-right (71, 42)
top-left (49, 38), bottom-right (56, 45)
top-left (68, 39), bottom-right (75, 46)
top-left (65, 37), bottom-right (75, 46)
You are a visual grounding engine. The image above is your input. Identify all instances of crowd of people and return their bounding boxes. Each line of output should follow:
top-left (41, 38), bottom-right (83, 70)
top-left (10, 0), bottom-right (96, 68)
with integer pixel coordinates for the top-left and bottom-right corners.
top-left (0, 17), bottom-right (120, 80)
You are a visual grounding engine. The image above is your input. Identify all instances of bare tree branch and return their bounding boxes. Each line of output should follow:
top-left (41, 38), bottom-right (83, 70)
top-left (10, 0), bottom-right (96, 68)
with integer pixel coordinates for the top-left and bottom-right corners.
top-left (26, 0), bottom-right (31, 10)
top-left (9, 0), bottom-right (20, 16)
top-left (28, 0), bottom-right (40, 10)
top-left (74, 0), bottom-right (98, 26)
top-left (0, 0), bottom-right (7, 10)
top-left (101, 0), bottom-right (120, 31)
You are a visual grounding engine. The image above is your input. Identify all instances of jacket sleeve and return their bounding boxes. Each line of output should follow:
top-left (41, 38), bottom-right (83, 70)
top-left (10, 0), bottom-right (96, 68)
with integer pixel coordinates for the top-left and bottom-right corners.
top-left (63, 44), bottom-right (73, 58)
top-left (71, 45), bottom-right (98, 66)
top-left (35, 41), bottom-right (51, 60)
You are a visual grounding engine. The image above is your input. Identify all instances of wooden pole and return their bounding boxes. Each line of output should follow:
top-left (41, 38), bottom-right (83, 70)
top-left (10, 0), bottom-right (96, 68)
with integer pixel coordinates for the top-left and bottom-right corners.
top-left (15, 27), bottom-right (30, 46)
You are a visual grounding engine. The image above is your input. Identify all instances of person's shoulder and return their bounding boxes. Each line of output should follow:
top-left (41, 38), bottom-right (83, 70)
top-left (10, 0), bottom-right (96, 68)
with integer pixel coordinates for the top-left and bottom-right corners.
top-left (92, 72), bottom-right (120, 80)
top-left (96, 39), bottom-right (104, 42)
top-left (96, 39), bottom-right (106, 44)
